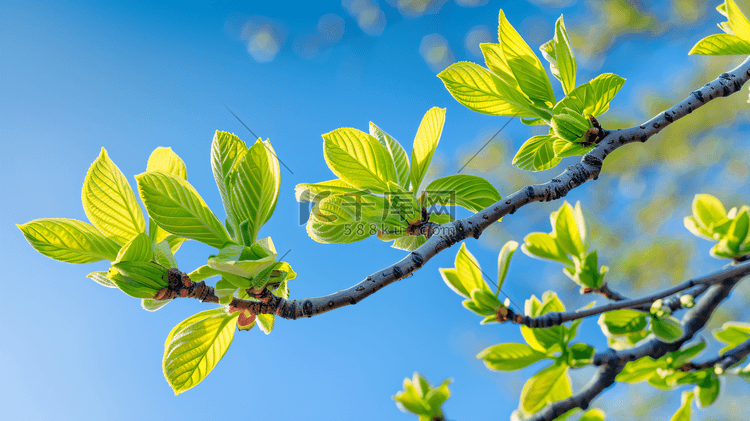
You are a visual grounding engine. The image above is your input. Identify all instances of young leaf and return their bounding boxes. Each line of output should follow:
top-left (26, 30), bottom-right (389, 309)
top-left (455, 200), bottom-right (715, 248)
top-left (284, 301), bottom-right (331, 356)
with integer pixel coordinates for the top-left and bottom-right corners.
top-left (512, 134), bottom-right (561, 172)
top-left (82, 148), bottom-right (145, 244)
top-left (651, 316), bottom-right (684, 343)
top-left (305, 194), bottom-right (378, 244)
top-left (146, 147), bottom-right (187, 180)
top-left (722, 0), bottom-right (750, 38)
top-left (18, 218), bottom-right (120, 263)
top-left (410, 107), bottom-right (446, 193)
top-left (136, 171), bottom-right (233, 249)
top-left (424, 174), bottom-right (501, 213)
top-left (477, 342), bottom-right (548, 371)
top-left (370, 122), bottom-right (411, 189)
top-left (692, 194), bottom-right (727, 233)
top-left (521, 232), bottom-right (573, 265)
top-left (295, 179), bottom-right (358, 203)
top-left (454, 243), bottom-right (490, 296)
top-left (520, 361), bottom-right (570, 415)
top-left (553, 136), bottom-right (594, 159)
top-left (152, 240), bottom-right (177, 269)
top-left (497, 240), bottom-right (518, 292)
top-left (323, 127), bottom-right (397, 193)
top-left (115, 232), bottom-right (152, 263)
top-left (437, 61), bottom-right (537, 117)
top-left (110, 261), bottom-right (168, 299)
top-left (226, 138), bottom-right (280, 244)
top-left (553, 201), bottom-right (585, 257)
top-left (540, 15), bottom-right (577, 95)
top-left (484, 10), bottom-right (555, 106)
top-left (87, 270), bottom-right (118, 288)
top-left (579, 409), bottom-right (606, 421)
top-left (256, 314), bottom-right (275, 335)
top-left (142, 298), bottom-right (171, 312)
top-left (689, 34), bottom-right (750, 55)
top-left (713, 321), bottom-right (750, 353)
top-left (163, 308), bottom-right (239, 395)
top-left (551, 109), bottom-right (590, 143)
top-left (598, 310), bottom-right (648, 336)
top-left (670, 390), bottom-right (694, 421)
top-left (567, 343), bottom-right (595, 368)
top-left (211, 131), bottom-right (247, 239)
top-left (392, 235), bottom-right (426, 251)
top-left (695, 373), bottom-right (720, 408)
top-left (553, 73), bottom-right (626, 118)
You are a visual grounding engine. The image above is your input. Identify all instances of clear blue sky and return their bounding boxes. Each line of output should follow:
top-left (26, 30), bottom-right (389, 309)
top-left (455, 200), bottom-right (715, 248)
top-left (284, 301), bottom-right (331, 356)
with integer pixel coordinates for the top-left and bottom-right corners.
top-left (2, 1), bottom-right (748, 420)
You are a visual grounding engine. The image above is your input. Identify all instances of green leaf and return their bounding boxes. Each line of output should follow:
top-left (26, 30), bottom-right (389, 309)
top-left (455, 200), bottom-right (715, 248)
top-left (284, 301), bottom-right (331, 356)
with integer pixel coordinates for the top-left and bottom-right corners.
top-left (684, 216), bottom-right (714, 241)
top-left (521, 293), bottom-right (566, 353)
top-left (136, 171), bottom-right (233, 249)
top-left (579, 409), bottom-right (606, 421)
top-left (696, 373), bottom-right (720, 408)
top-left (441, 243), bottom-right (490, 297)
top-left (617, 356), bottom-right (662, 383)
top-left (424, 379), bottom-right (451, 413)
top-left (87, 270), bottom-right (118, 288)
top-left (424, 174), bottom-right (501, 213)
top-left (437, 61), bottom-right (537, 117)
top-left (722, 0), bottom-right (750, 37)
top-left (115, 232), bottom-right (152, 263)
top-left (295, 179), bottom-right (358, 203)
top-left (521, 232), bottom-right (573, 265)
top-left (477, 342), bottom-right (548, 371)
top-left (540, 15), bottom-right (577, 95)
top-left (670, 390), bottom-right (694, 421)
top-left (211, 131), bottom-right (248, 240)
top-left (323, 127), bottom-right (397, 193)
top-left (726, 209), bottom-right (749, 253)
top-left (142, 298), bottom-right (171, 312)
top-left (147, 147), bottom-right (187, 180)
top-left (512, 134), bottom-right (561, 172)
top-left (483, 10), bottom-right (555, 106)
top-left (410, 107), bottom-right (446, 193)
top-left (553, 136), bottom-right (595, 159)
top-left (551, 108), bottom-right (591, 143)
top-left (553, 201), bottom-right (585, 256)
top-left (599, 309), bottom-right (648, 336)
top-left (651, 316), bottom-right (684, 343)
top-left (163, 308), bottom-right (239, 395)
top-left (553, 73), bottom-right (626, 118)
top-left (226, 138), bottom-right (281, 244)
top-left (520, 361), bottom-right (569, 415)
top-left (207, 242), bottom-right (277, 280)
top-left (370, 122), bottom-right (411, 190)
top-left (497, 240), bottom-right (518, 292)
top-left (567, 343), bottom-right (595, 368)
top-left (256, 314), bottom-right (275, 335)
top-left (713, 322), bottom-right (750, 353)
top-left (392, 235), bottom-right (426, 251)
top-left (385, 182), bottom-right (422, 224)
top-left (110, 261), bottom-right (168, 298)
top-left (689, 33), bottom-right (750, 55)
top-left (82, 148), bottom-right (145, 244)
top-left (393, 375), bottom-right (431, 416)
top-left (18, 218), bottom-right (120, 263)
top-left (153, 240), bottom-right (178, 269)
top-left (305, 194), bottom-right (377, 244)
top-left (692, 194), bottom-right (727, 233)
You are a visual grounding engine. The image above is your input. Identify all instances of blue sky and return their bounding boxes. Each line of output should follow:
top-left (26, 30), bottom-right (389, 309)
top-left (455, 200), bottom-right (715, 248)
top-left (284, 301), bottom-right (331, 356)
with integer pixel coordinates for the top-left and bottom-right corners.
top-left (2, 1), bottom-right (749, 420)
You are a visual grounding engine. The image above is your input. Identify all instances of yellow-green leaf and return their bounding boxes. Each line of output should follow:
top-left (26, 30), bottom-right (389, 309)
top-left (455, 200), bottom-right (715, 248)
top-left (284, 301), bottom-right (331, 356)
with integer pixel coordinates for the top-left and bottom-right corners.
top-left (147, 147), bottom-right (187, 180)
top-left (670, 390), bottom-right (694, 421)
top-left (18, 218), bottom-right (120, 263)
top-left (410, 107), bottom-right (446, 192)
top-left (424, 174), bottom-right (501, 213)
top-left (295, 179), bottom-right (358, 202)
top-left (512, 134), bottom-right (561, 171)
top-left (520, 362), bottom-right (569, 415)
top-left (689, 33), bottom-right (750, 55)
top-left (115, 232), bottom-right (152, 263)
top-left (370, 122), bottom-right (411, 190)
top-left (323, 127), bottom-right (398, 193)
top-left (82, 148), bottom-right (145, 244)
top-left (553, 73), bottom-right (625, 118)
top-left (211, 131), bottom-right (247, 239)
top-left (477, 342), bottom-right (548, 371)
top-left (163, 308), bottom-right (239, 395)
top-left (540, 15), bottom-right (577, 95)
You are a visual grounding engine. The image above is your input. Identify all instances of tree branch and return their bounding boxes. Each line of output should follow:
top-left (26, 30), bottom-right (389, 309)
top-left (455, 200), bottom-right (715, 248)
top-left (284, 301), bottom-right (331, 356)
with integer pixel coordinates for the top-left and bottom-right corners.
top-left (502, 261), bottom-right (750, 328)
top-left (528, 275), bottom-right (742, 421)
top-left (222, 56), bottom-right (750, 320)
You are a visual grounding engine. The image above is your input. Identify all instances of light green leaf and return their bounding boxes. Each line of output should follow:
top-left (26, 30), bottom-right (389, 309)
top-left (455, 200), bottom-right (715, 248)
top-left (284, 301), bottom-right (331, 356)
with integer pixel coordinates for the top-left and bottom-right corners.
top-left (87, 270), bottom-right (118, 288)
top-left (553, 201), bottom-right (585, 257)
top-left (115, 232), bottom-right (152, 263)
top-left (450, 243), bottom-right (490, 296)
top-left (483, 10), bottom-right (555, 106)
top-left (142, 298), bottom-right (171, 312)
top-left (211, 131), bottom-right (247, 239)
top-left (226, 138), bottom-right (280, 245)
top-left (553, 137), bottom-right (595, 159)
top-left (726, 210), bottom-right (749, 252)
top-left (256, 314), bottom-right (275, 335)
top-left (393, 375), bottom-right (431, 415)
top-left (147, 147), bottom-right (187, 180)
top-left (497, 240), bottom-right (518, 292)
top-left (305, 194), bottom-right (377, 244)
top-left (553, 73), bottom-right (625, 118)
top-left (82, 148), bottom-right (145, 244)
top-left (684, 215), bottom-right (714, 241)
top-left (713, 322), bottom-right (750, 354)
top-left (617, 356), bottom-right (662, 383)
top-left (477, 342), bottom-right (548, 371)
top-left (512, 134), bottom-right (561, 171)
top-left (424, 174), bottom-right (501, 213)
top-left (551, 108), bottom-right (591, 143)
top-left (392, 235), bottom-right (426, 251)
top-left (579, 409), bottom-right (606, 421)
top-left (424, 379), bottom-right (451, 413)
top-left (670, 390), bottom-right (694, 421)
top-left (153, 240), bottom-right (178, 269)
top-left (540, 15), bottom-right (576, 95)
top-left (722, 0), bottom-right (750, 38)
top-left (598, 310), bottom-right (648, 336)
top-left (163, 308), bottom-right (239, 395)
top-left (110, 261), bottom-right (168, 299)
top-left (696, 374), bottom-right (720, 408)
top-left (410, 107), bottom-right (446, 193)
top-left (689, 33), bottom-right (750, 55)
top-left (18, 218), bottom-right (121, 263)
top-left (136, 171), bottom-right (233, 249)
top-left (437, 61), bottom-right (537, 117)
top-left (573, 201), bottom-right (589, 250)
top-left (207, 242), bottom-right (277, 280)
top-left (385, 182), bottom-right (422, 225)
top-left (521, 232), bottom-right (573, 265)
top-left (692, 194), bottom-right (728, 233)
top-left (520, 361), bottom-right (569, 415)
top-left (323, 127), bottom-right (397, 193)
top-left (370, 122), bottom-right (411, 189)
top-left (651, 316), bottom-right (684, 343)
top-left (295, 179), bottom-right (358, 202)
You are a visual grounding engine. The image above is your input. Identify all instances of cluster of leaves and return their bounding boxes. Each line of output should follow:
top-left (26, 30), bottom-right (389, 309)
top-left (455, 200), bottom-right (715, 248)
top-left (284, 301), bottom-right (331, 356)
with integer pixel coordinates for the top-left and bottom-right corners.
top-left (521, 201), bottom-right (608, 291)
top-left (690, 0), bottom-right (750, 56)
top-left (684, 193), bottom-right (750, 259)
top-left (295, 107), bottom-right (501, 251)
top-left (437, 11), bottom-right (625, 172)
top-left (18, 131), bottom-right (296, 395)
top-left (392, 372), bottom-right (451, 421)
